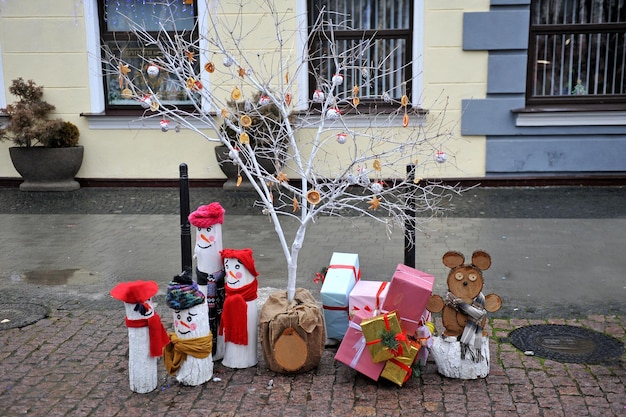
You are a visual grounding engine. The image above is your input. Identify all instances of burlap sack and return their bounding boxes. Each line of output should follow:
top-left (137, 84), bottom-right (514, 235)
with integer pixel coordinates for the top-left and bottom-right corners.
top-left (259, 288), bottom-right (326, 373)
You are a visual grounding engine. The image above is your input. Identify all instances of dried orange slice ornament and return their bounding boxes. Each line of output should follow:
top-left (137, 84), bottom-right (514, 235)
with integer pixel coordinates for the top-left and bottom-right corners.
top-left (400, 95), bottom-right (409, 107)
top-left (352, 97), bottom-right (360, 107)
top-left (240, 114), bottom-right (252, 127)
top-left (373, 159), bottom-right (382, 171)
top-left (121, 88), bottom-right (133, 99)
top-left (239, 132), bottom-right (250, 145)
top-left (231, 86), bottom-right (242, 100)
top-left (306, 190), bottom-right (321, 205)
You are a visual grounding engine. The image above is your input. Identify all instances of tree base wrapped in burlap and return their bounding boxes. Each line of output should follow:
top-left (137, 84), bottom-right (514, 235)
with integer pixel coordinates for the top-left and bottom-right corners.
top-left (259, 288), bottom-right (326, 374)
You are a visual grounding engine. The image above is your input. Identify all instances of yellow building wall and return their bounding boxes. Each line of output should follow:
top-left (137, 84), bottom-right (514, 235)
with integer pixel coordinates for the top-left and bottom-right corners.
top-left (0, 0), bottom-right (489, 181)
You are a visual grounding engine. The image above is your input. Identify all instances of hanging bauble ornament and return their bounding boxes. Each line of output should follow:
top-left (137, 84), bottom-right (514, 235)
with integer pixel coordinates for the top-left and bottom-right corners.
top-left (332, 73), bottom-right (344, 85)
top-left (160, 119), bottom-right (170, 132)
top-left (121, 88), bottom-right (133, 99)
top-left (435, 150), bottom-right (447, 163)
top-left (285, 93), bottom-right (292, 106)
top-left (336, 133), bottom-right (347, 144)
top-left (204, 62), bottom-right (215, 73)
top-left (139, 95), bottom-right (152, 109)
top-left (240, 114), bottom-right (252, 127)
top-left (258, 95), bottom-right (271, 106)
top-left (346, 174), bottom-right (357, 185)
top-left (403, 113), bottom-right (409, 127)
top-left (228, 148), bottom-right (240, 160)
top-left (186, 77), bottom-right (195, 89)
top-left (223, 57), bottom-right (233, 67)
top-left (175, 124), bottom-right (181, 133)
top-left (352, 97), bottom-right (360, 107)
top-left (382, 92), bottom-right (392, 103)
top-left (312, 89), bottom-right (325, 103)
top-left (231, 86), bottom-right (242, 100)
top-left (306, 190), bottom-right (321, 205)
top-left (239, 132), bottom-right (250, 145)
top-left (193, 80), bottom-right (203, 91)
top-left (147, 65), bottom-right (159, 78)
top-left (352, 85), bottom-right (360, 95)
top-left (373, 159), bottom-right (382, 171)
top-left (370, 181), bottom-right (384, 194)
top-left (326, 108), bottom-right (341, 120)
top-left (400, 95), bottom-right (409, 107)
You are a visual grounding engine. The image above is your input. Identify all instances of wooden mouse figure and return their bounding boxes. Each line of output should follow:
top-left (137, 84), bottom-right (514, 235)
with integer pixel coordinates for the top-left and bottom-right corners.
top-left (427, 250), bottom-right (501, 362)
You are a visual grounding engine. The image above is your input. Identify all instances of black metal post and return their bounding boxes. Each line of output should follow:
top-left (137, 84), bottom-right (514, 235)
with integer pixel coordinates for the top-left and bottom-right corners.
top-left (179, 163), bottom-right (193, 275)
top-left (404, 163), bottom-right (416, 268)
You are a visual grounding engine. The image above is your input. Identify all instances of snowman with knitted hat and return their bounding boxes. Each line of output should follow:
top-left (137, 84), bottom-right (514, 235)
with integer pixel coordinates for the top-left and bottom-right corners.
top-left (110, 280), bottom-right (169, 393)
top-left (220, 248), bottom-right (259, 368)
top-left (188, 202), bottom-right (226, 360)
top-left (163, 272), bottom-right (213, 386)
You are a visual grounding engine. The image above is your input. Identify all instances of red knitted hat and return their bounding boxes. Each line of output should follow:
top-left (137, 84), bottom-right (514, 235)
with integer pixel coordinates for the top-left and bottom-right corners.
top-left (110, 280), bottom-right (159, 303)
top-left (221, 248), bottom-right (259, 277)
top-left (188, 202), bottom-right (225, 228)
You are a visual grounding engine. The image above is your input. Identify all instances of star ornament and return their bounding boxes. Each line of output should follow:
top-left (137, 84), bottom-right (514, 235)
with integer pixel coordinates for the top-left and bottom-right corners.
top-left (368, 195), bottom-right (381, 210)
top-left (276, 172), bottom-right (289, 184)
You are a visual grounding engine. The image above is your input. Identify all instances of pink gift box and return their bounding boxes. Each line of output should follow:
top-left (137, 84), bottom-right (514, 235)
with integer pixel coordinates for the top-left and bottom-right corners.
top-left (334, 310), bottom-right (385, 381)
top-left (349, 280), bottom-right (389, 316)
top-left (381, 264), bottom-right (434, 334)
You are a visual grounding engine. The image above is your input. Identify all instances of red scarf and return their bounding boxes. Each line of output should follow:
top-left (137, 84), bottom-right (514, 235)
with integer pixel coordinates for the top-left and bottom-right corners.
top-left (125, 313), bottom-right (170, 357)
top-left (219, 279), bottom-right (258, 345)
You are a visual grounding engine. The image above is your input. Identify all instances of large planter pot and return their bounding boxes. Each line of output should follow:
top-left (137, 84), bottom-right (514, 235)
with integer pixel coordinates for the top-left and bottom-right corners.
top-left (9, 146), bottom-right (84, 191)
top-left (214, 145), bottom-right (278, 191)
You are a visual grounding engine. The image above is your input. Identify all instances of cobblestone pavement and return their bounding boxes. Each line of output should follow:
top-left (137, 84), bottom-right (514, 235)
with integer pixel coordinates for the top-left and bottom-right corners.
top-left (0, 186), bottom-right (624, 416)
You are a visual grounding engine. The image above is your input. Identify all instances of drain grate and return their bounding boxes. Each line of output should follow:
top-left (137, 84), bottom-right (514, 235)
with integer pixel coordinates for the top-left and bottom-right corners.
top-left (0, 303), bottom-right (49, 330)
top-left (509, 324), bottom-right (624, 364)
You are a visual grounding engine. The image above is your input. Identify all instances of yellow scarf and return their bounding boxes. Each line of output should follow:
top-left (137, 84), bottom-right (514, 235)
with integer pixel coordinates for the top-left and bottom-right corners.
top-left (163, 332), bottom-right (213, 375)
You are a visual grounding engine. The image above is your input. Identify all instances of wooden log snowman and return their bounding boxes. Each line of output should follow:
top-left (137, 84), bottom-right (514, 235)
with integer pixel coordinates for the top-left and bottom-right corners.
top-left (163, 272), bottom-right (214, 386)
top-left (110, 280), bottom-right (169, 393)
top-left (219, 248), bottom-right (259, 368)
top-left (426, 250), bottom-right (502, 379)
top-left (188, 202), bottom-right (226, 360)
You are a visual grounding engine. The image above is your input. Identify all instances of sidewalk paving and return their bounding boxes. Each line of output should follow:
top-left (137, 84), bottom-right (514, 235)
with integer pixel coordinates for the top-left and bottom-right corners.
top-left (0, 186), bottom-right (624, 416)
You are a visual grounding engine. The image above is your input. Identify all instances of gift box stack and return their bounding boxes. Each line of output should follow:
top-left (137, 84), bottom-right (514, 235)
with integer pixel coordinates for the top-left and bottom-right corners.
top-left (322, 254), bottom-right (435, 387)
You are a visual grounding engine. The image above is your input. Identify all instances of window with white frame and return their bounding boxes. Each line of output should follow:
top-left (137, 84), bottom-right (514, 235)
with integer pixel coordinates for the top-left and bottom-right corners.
top-left (98, 0), bottom-right (198, 112)
top-left (307, 0), bottom-right (417, 112)
top-left (527, 0), bottom-right (626, 108)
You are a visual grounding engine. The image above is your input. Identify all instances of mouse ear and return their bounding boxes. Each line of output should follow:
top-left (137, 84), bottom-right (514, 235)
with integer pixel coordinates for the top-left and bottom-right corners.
top-left (442, 251), bottom-right (464, 268)
top-left (471, 250), bottom-right (492, 270)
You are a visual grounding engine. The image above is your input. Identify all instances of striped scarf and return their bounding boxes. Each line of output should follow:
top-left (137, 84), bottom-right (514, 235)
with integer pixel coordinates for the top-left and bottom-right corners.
top-left (445, 292), bottom-right (487, 362)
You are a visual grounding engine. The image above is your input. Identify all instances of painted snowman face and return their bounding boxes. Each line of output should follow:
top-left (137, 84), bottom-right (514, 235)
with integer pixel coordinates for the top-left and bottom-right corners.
top-left (125, 299), bottom-right (155, 320)
top-left (195, 224), bottom-right (223, 272)
top-left (173, 303), bottom-right (208, 339)
top-left (224, 258), bottom-right (254, 289)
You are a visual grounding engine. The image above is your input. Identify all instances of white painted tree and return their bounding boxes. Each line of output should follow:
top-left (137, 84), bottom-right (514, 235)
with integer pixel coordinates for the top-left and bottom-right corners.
top-left (103, 1), bottom-right (461, 303)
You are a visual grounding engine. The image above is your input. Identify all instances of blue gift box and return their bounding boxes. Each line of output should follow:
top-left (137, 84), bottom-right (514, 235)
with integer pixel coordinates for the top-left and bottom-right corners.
top-left (320, 252), bottom-right (360, 340)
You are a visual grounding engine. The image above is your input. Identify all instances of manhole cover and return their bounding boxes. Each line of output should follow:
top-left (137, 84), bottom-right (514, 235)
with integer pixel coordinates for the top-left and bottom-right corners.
top-left (509, 324), bottom-right (624, 364)
top-left (0, 303), bottom-right (49, 330)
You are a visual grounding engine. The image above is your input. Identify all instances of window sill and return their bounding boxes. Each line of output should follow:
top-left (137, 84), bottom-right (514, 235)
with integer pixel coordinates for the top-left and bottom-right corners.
top-left (512, 107), bottom-right (626, 127)
top-left (80, 112), bottom-right (215, 130)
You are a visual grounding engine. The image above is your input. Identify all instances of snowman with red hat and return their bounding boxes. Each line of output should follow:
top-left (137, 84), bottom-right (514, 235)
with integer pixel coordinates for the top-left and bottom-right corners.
top-left (110, 280), bottom-right (169, 393)
top-left (188, 202), bottom-right (226, 360)
top-left (163, 272), bottom-right (214, 386)
top-left (220, 248), bottom-right (259, 368)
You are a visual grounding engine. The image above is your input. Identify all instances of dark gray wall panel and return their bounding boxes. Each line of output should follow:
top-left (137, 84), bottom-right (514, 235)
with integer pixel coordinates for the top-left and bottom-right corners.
top-left (488, 53), bottom-right (527, 93)
top-left (486, 136), bottom-right (626, 172)
top-left (463, 11), bottom-right (530, 50)
top-left (461, 98), bottom-right (525, 135)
